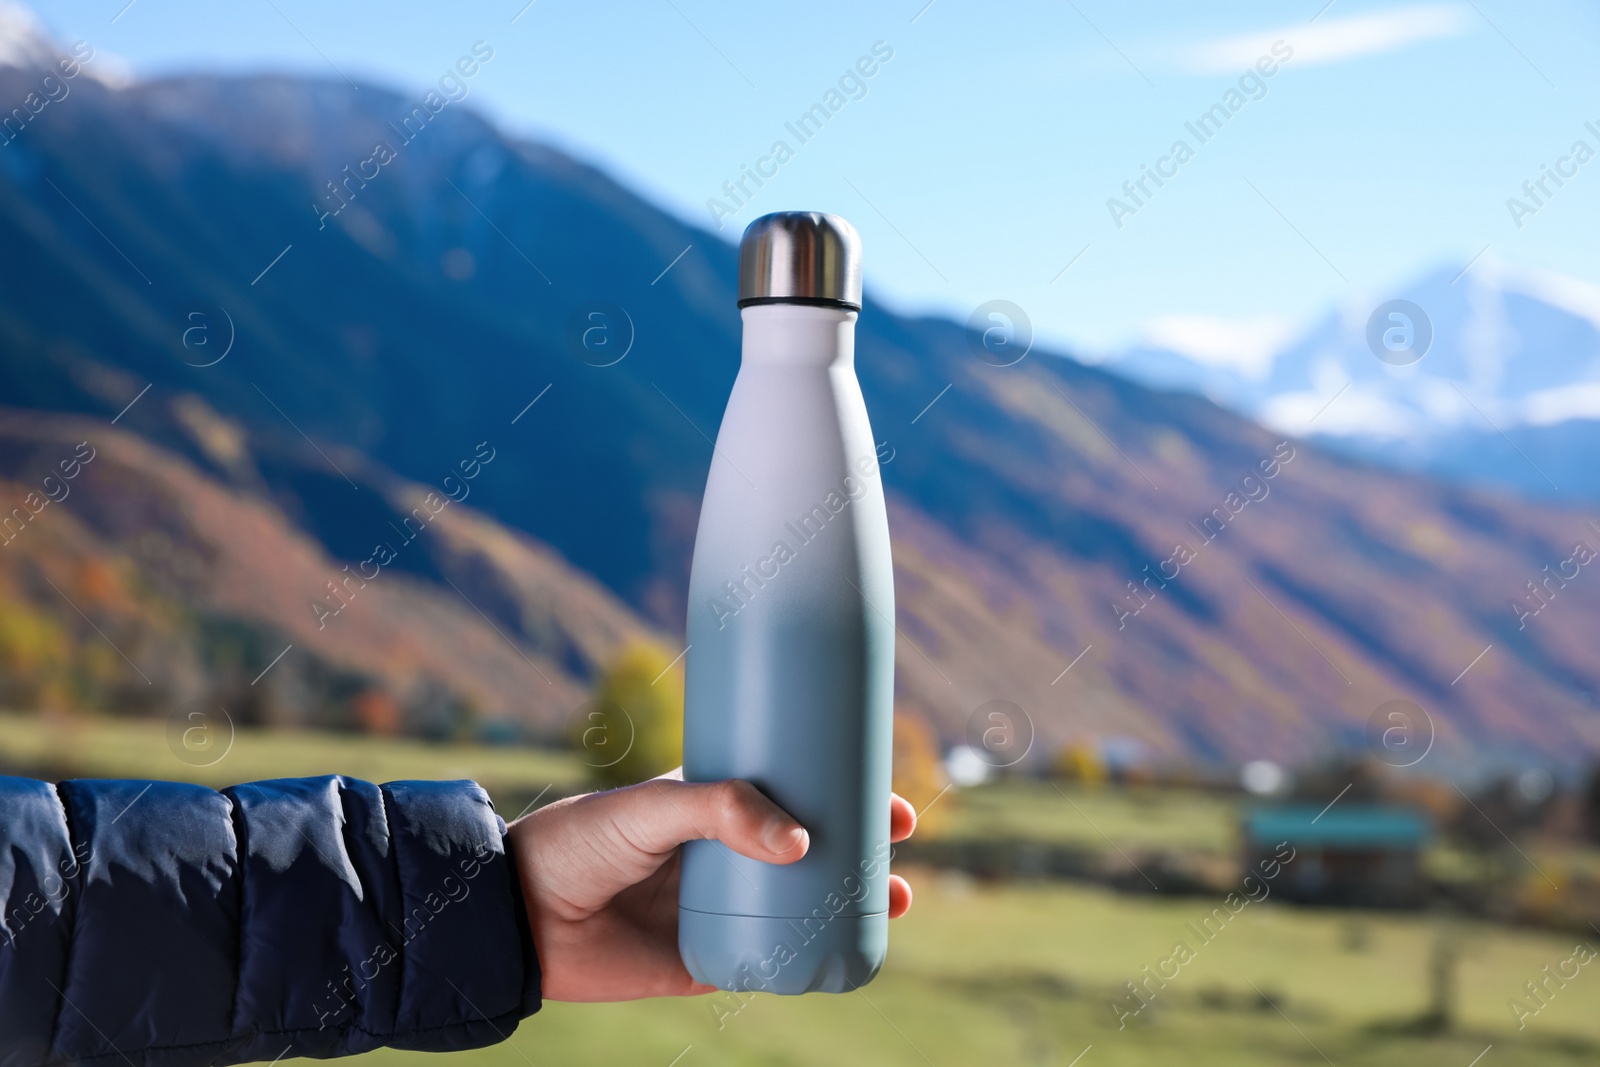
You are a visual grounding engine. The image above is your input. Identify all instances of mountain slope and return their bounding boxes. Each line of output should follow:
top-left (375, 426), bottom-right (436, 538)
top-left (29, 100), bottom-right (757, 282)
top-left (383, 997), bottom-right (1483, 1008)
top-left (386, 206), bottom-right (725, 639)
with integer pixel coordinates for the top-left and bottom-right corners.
top-left (0, 407), bottom-right (656, 732)
top-left (0, 43), bottom-right (1597, 768)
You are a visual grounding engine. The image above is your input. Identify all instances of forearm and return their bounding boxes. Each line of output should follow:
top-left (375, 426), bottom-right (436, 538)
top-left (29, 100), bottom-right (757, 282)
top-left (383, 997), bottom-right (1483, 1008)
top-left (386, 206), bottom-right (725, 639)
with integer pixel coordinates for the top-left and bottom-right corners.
top-left (0, 775), bottom-right (539, 1067)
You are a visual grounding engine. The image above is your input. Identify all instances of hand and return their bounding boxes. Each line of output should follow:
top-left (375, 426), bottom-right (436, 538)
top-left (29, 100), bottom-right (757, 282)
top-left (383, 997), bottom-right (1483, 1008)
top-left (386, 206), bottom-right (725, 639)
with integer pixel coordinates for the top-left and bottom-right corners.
top-left (507, 770), bottom-right (917, 1002)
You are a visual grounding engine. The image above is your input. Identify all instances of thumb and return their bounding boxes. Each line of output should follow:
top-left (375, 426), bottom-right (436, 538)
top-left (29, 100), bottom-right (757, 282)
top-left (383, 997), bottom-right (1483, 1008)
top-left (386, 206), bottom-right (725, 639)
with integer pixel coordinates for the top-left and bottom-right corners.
top-left (616, 777), bottom-right (809, 864)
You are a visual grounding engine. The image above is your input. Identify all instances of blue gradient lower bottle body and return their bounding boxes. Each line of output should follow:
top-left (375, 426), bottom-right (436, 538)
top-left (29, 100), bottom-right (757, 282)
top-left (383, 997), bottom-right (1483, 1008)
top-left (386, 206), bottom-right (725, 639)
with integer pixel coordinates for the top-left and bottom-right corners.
top-left (678, 212), bottom-right (895, 994)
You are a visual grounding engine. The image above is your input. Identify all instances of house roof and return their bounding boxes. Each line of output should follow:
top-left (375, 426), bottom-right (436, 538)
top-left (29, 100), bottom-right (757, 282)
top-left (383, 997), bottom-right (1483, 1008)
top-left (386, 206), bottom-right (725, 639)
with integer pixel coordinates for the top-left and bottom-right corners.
top-left (1243, 804), bottom-right (1430, 848)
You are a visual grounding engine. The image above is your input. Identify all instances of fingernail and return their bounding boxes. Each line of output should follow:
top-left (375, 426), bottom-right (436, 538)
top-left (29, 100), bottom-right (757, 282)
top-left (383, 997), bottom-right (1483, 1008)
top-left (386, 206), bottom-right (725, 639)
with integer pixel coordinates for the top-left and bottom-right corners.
top-left (764, 819), bottom-right (805, 853)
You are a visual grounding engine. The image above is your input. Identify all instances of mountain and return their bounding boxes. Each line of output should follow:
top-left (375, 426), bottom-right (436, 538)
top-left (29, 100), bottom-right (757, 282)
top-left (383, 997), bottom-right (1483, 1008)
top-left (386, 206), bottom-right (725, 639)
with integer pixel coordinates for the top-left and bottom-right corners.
top-left (1, 22), bottom-right (1597, 770)
top-left (1109, 259), bottom-right (1600, 503)
top-left (0, 408), bottom-right (654, 736)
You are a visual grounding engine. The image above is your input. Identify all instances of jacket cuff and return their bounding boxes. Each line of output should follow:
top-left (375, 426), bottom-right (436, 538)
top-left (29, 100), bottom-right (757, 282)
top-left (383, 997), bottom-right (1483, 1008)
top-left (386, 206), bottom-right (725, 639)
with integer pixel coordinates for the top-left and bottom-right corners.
top-left (501, 819), bottom-right (543, 1018)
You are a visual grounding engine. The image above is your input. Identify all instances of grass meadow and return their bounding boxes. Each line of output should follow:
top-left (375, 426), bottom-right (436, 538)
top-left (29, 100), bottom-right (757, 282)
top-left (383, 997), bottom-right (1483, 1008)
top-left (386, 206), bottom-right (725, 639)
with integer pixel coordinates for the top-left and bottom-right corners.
top-left (4, 712), bottom-right (1596, 1066)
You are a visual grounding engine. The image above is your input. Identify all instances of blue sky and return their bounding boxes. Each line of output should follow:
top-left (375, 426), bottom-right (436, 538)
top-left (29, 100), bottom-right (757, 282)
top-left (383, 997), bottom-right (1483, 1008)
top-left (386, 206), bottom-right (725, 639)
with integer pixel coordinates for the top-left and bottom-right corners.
top-left (29, 0), bottom-right (1600, 355)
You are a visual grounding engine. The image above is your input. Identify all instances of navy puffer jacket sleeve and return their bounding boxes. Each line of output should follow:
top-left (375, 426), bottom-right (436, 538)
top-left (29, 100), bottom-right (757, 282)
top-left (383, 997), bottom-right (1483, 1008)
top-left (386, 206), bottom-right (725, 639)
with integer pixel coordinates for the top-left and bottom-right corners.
top-left (0, 775), bottom-right (541, 1067)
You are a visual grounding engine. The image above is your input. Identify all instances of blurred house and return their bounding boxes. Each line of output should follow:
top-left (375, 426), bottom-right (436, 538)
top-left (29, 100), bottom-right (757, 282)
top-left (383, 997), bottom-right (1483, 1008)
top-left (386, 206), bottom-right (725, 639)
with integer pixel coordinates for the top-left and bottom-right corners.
top-left (1243, 805), bottom-right (1430, 907)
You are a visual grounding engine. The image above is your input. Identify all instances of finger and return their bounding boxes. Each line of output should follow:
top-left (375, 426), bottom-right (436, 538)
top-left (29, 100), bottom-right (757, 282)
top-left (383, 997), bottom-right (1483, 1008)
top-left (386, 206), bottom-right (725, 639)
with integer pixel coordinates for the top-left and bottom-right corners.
top-left (890, 793), bottom-right (917, 843)
top-left (888, 874), bottom-right (912, 918)
top-left (613, 778), bottom-right (810, 865)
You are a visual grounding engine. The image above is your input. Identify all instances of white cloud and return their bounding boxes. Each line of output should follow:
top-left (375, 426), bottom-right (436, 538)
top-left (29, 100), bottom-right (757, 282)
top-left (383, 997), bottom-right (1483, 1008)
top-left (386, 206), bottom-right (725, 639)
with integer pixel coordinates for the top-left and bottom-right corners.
top-left (0, 2), bottom-right (54, 70)
top-left (1520, 383), bottom-right (1600, 426)
top-left (1179, 4), bottom-right (1473, 74)
top-left (1260, 384), bottom-right (1424, 439)
top-left (1140, 314), bottom-right (1298, 379)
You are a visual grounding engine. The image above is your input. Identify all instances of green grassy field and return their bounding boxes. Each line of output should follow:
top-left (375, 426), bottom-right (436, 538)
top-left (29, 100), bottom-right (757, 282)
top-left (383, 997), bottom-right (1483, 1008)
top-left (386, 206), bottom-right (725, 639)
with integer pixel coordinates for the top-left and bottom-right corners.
top-left (936, 776), bottom-right (1242, 854)
top-left (0, 710), bottom-right (586, 813)
top-left (356, 876), bottom-right (1600, 1067)
top-left (3, 712), bottom-right (1596, 1065)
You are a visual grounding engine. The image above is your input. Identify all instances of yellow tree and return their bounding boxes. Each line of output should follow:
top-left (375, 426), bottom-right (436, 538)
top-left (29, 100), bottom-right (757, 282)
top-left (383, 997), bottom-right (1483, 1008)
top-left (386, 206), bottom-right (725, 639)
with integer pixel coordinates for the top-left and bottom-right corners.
top-left (583, 640), bottom-right (684, 788)
top-left (0, 591), bottom-right (72, 710)
top-left (1053, 741), bottom-right (1107, 789)
top-left (893, 706), bottom-right (950, 838)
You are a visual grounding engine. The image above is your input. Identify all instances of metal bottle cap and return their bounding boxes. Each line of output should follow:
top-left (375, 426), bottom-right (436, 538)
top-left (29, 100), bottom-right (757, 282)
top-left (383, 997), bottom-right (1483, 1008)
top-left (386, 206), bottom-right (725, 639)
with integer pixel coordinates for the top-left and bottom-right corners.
top-left (737, 211), bottom-right (862, 310)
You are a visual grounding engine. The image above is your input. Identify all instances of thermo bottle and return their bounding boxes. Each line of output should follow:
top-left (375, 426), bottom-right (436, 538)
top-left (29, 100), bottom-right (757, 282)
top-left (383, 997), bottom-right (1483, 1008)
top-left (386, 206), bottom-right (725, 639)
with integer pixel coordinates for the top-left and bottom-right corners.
top-left (678, 211), bottom-right (895, 995)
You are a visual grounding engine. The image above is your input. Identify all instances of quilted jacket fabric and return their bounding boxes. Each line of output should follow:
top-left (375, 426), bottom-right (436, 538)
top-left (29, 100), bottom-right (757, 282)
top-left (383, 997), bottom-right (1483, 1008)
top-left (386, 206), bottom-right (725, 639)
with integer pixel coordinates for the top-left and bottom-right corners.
top-left (0, 775), bottom-right (541, 1067)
